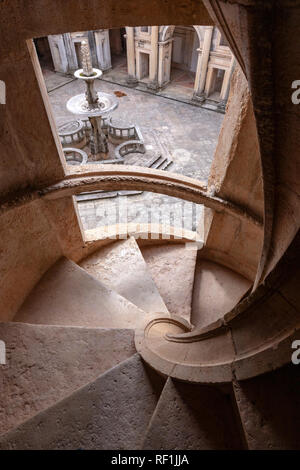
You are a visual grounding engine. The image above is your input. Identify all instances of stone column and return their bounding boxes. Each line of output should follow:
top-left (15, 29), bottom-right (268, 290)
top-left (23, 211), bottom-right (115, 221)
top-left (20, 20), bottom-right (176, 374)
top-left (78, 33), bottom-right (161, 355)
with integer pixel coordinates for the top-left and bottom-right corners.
top-left (63, 33), bottom-right (78, 71)
top-left (219, 55), bottom-right (236, 103)
top-left (193, 26), bottom-right (213, 102)
top-left (148, 26), bottom-right (159, 90)
top-left (157, 40), bottom-right (173, 88)
top-left (89, 116), bottom-right (108, 159)
top-left (48, 35), bottom-right (69, 73)
top-left (125, 27), bottom-right (138, 85)
top-left (88, 31), bottom-right (98, 69)
top-left (94, 30), bottom-right (112, 71)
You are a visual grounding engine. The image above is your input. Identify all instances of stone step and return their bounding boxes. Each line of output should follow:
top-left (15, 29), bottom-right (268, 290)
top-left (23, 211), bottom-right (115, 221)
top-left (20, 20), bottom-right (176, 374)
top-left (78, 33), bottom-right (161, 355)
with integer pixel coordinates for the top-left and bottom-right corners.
top-left (0, 354), bottom-right (165, 450)
top-left (80, 237), bottom-right (169, 314)
top-left (142, 377), bottom-right (244, 450)
top-left (150, 156), bottom-right (167, 169)
top-left (233, 364), bottom-right (300, 450)
top-left (117, 190), bottom-right (143, 196)
top-left (157, 159), bottom-right (173, 171)
top-left (191, 258), bottom-right (251, 328)
top-left (76, 190), bottom-right (118, 201)
top-left (140, 243), bottom-right (197, 321)
top-left (144, 153), bottom-right (163, 168)
top-left (75, 153), bottom-right (172, 201)
top-left (14, 257), bottom-right (150, 329)
top-left (0, 322), bottom-right (136, 436)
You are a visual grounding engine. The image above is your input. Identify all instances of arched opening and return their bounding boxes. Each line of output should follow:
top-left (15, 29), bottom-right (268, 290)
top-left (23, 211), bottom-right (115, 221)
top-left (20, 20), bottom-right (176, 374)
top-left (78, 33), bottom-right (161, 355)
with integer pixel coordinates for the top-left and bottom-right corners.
top-left (168, 26), bottom-right (201, 100)
top-left (109, 27), bottom-right (127, 71)
top-left (158, 25), bottom-right (234, 107)
top-left (34, 37), bottom-right (55, 71)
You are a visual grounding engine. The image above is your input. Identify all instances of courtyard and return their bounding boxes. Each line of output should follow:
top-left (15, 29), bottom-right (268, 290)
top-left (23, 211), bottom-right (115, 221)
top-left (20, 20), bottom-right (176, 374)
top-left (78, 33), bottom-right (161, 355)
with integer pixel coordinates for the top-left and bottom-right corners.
top-left (45, 68), bottom-right (224, 233)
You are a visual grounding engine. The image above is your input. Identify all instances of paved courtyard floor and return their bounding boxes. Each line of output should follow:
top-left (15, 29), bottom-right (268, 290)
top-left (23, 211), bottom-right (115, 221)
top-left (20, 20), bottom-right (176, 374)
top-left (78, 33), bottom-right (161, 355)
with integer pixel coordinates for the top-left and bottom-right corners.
top-left (44, 68), bottom-right (224, 233)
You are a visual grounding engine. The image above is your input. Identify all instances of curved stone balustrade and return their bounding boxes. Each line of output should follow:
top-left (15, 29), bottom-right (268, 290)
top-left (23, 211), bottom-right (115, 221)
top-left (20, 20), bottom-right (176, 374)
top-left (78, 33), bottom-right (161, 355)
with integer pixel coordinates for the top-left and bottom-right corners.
top-left (114, 140), bottom-right (146, 160)
top-left (108, 118), bottom-right (141, 143)
top-left (81, 118), bottom-right (91, 134)
top-left (58, 120), bottom-right (86, 149)
top-left (63, 148), bottom-right (88, 166)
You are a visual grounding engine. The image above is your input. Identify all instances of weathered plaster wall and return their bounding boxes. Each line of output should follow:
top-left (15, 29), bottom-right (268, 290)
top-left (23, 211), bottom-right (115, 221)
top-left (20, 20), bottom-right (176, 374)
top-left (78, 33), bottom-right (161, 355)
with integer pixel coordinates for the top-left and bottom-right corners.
top-left (203, 0), bottom-right (300, 286)
top-left (0, 201), bottom-right (62, 321)
top-left (208, 66), bottom-right (263, 220)
top-left (0, 196), bottom-right (87, 322)
top-left (202, 66), bottom-right (263, 281)
top-left (44, 196), bottom-right (85, 263)
top-left (265, 1), bottom-right (300, 278)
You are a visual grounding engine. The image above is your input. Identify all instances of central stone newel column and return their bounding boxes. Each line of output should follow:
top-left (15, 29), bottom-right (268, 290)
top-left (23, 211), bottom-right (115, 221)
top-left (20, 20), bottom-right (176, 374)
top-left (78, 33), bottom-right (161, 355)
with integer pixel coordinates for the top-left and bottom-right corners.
top-left (66, 40), bottom-right (118, 160)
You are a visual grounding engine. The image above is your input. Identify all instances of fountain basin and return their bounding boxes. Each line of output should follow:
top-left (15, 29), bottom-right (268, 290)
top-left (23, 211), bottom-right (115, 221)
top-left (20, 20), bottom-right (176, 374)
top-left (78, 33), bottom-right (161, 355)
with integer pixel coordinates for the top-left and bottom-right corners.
top-left (74, 68), bottom-right (102, 81)
top-left (66, 91), bottom-right (119, 117)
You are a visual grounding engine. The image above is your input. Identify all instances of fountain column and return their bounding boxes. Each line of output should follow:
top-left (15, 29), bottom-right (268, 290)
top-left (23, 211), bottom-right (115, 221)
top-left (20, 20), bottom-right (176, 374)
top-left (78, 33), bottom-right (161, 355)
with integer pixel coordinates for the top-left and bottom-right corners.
top-left (66, 40), bottom-right (118, 162)
top-left (81, 40), bottom-right (108, 159)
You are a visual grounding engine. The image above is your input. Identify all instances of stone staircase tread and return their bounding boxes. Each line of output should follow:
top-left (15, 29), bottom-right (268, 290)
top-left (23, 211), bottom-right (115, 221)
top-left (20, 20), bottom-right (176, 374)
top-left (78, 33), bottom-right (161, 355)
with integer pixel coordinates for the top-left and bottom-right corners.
top-left (76, 191), bottom-right (118, 201)
top-left (0, 322), bottom-right (136, 436)
top-left (142, 377), bottom-right (244, 450)
top-left (191, 258), bottom-right (252, 328)
top-left (80, 237), bottom-right (169, 314)
top-left (0, 354), bottom-right (164, 450)
top-left (233, 364), bottom-right (300, 450)
top-left (140, 243), bottom-right (198, 321)
top-left (14, 257), bottom-right (150, 329)
top-left (158, 160), bottom-right (173, 171)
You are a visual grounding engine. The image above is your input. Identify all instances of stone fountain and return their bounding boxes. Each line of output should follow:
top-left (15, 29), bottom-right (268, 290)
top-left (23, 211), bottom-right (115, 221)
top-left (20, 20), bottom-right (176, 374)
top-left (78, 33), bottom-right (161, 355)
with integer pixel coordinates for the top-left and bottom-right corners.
top-left (66, 40), bottom-right (118, 160)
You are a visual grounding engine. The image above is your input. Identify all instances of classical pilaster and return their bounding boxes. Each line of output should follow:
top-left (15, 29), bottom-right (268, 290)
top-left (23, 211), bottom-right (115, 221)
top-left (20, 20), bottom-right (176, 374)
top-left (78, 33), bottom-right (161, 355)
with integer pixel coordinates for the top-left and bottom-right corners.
top-left (220, 55), bottom-right (236, 101)
top-left (148, 26), bottom-right (159, 90)
top-left (63, 33), bottom-right (78, 71)
top-left (193, 26), bottom-right (213, 102)
top-left (125, 27), bottom-right (138, 85)
top-left (94, 30), bottom-right (112, 71)
top-left (48, 35), bottom-right (69, 73)
top-left (157, 39), bottom-right (173, 88)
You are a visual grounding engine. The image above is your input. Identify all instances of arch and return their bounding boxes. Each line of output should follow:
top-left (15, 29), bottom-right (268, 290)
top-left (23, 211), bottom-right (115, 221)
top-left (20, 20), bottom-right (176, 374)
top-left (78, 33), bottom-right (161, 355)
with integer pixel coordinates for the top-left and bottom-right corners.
top-left (160, 25), bottom-right (203, 48)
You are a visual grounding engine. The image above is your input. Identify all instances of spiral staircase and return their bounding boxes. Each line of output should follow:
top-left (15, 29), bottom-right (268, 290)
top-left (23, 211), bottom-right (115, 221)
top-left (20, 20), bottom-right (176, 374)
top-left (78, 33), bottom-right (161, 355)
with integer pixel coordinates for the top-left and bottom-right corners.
top-left (0, 232), bottom-right (299, 450)
top-left (1, 0), bottom-right (300, 453)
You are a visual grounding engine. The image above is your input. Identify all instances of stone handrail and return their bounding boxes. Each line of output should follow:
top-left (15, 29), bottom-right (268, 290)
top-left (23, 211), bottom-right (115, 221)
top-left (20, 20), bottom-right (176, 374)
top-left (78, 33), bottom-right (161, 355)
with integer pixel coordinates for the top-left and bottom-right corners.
top-left (40, 167), bottom-right (263, 228)
top-left (58, 120), bottom-right (86, 148)
top-left (0, 167), bottom-right (264, 228)
top-left (134, 234), bottom-right (300, 384)
top-left (134, 275), bottom-right (300, 384)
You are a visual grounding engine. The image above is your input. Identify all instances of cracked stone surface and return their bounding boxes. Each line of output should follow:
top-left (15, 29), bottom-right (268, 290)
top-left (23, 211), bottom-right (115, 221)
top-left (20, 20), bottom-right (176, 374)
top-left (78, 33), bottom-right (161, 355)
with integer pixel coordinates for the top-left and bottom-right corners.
top-left (0, 354), bottom-right (165, 450)
top-left (140, 243), bottom-right (198, 321)
top-left (143, 377), bottom-right (244, 450)
top-left (0, 322), bottom-right (136, 436)
top-left (80, 237), bottom-right (168, 314)
top-left (14, 258), bottom-right (150, 329)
